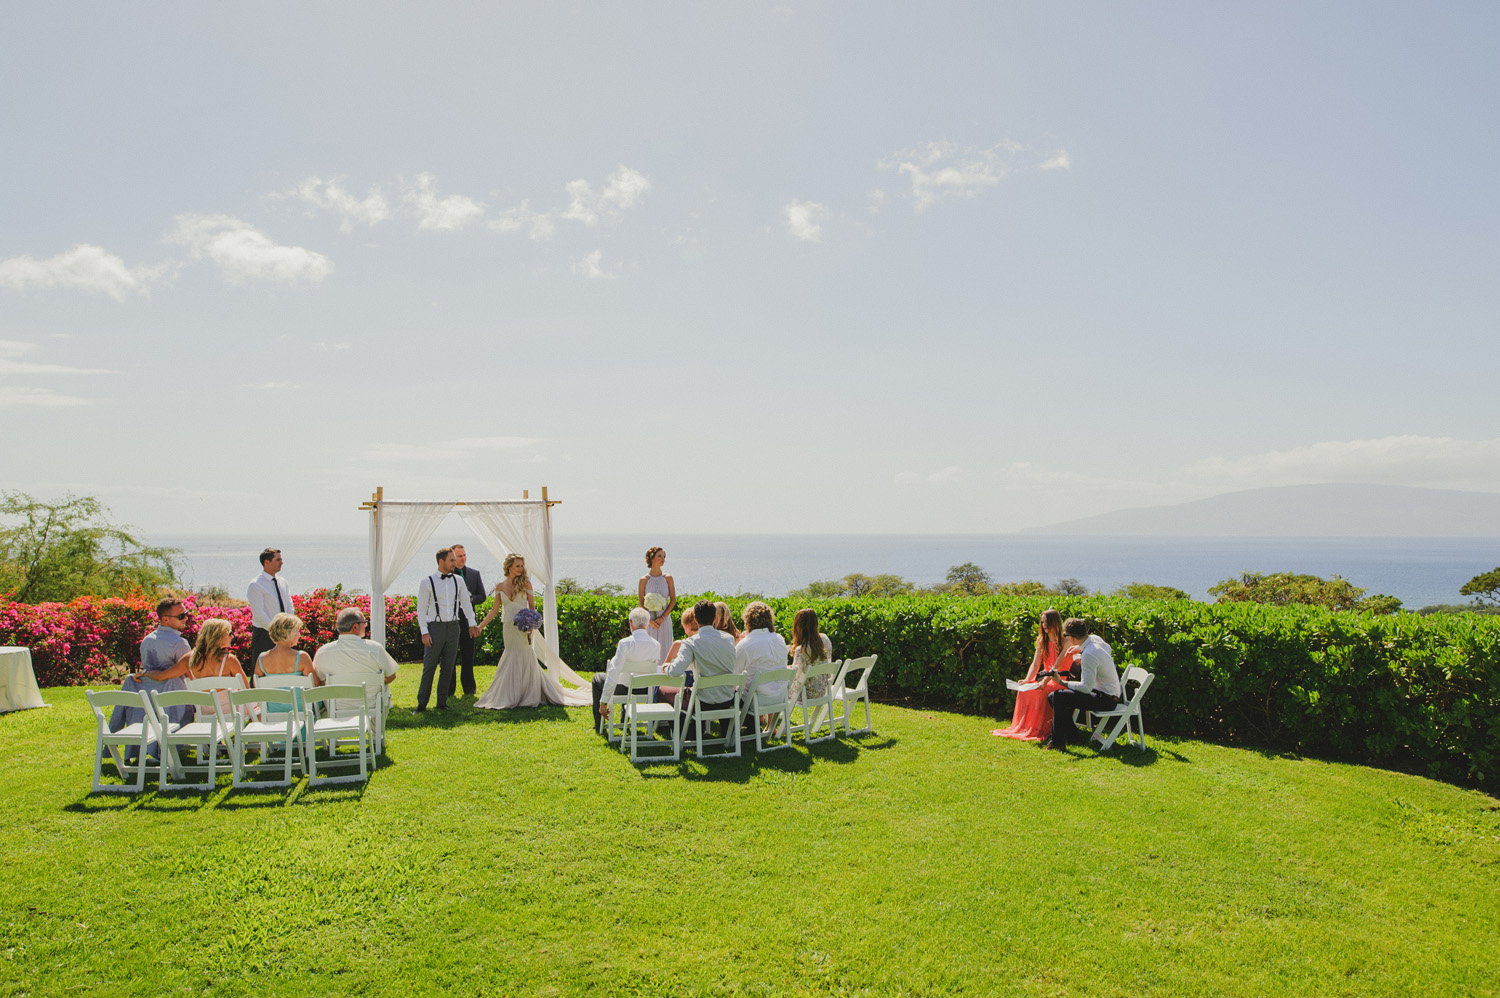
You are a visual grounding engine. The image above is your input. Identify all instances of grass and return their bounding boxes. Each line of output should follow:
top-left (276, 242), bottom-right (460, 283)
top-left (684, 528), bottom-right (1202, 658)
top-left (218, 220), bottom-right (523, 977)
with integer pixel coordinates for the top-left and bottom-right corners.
top-left (2, 664), bottom-right (1498, 997)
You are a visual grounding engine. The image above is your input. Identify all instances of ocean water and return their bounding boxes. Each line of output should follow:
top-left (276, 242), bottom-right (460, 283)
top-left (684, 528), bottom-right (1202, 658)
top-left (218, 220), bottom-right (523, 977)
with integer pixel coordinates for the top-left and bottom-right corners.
top-left (164, 533), bottom-right (1500, 609)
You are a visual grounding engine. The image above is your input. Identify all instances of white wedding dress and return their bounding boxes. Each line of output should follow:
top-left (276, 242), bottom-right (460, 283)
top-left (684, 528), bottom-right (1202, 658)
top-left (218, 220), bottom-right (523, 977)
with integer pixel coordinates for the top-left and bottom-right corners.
top-left (474, 591), bottom-right (591, 710)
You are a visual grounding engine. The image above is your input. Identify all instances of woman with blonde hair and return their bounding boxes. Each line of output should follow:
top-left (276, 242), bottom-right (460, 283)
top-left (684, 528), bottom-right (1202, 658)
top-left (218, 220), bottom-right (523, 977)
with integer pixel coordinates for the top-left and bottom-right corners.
top-left (188, 618), bottom-right (249, 719)
top-left (253, 612), bottom-right (315, 715)
top-left (476, 553), bottom-right (590, 710)
top-left (714, 601), bottom-right (742, 643)
top-left (992, 608), bottom-right (1076, 742)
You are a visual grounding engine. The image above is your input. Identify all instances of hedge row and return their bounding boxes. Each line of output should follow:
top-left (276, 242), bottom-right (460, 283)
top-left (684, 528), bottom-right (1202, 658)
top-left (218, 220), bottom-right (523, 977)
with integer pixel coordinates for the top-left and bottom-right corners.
top-left (558, 593), bottom-right (1500, 789)
top-left (7, 591), bottom-right (1498, 787)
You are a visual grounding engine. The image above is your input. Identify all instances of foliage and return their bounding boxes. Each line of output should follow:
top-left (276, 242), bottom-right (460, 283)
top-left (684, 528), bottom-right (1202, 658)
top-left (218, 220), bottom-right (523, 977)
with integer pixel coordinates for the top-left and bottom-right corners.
top-left (1416, 603), bottom-right (1500, 617)
top-left (1113, 581), bottom-right (1192, 600)
top-left (987, 579), bottom-right (1055, 596)
top-left (1209, 570), bottom-right (1403, 614)
top-left (7, 689), bottom-right (1500, 995)
top-left (1055, 577), bottom-right (1089, 596)
top-left (0, 492), bottom-right (181, 603)
top-left (943, 562), bottom-right (993, 595)
top-left (553, 576), bottom-right (625, 597)
top-left (1459, 567), bottom-right (1500, 607)
top-left (787, 572), bottom-right (914, 600)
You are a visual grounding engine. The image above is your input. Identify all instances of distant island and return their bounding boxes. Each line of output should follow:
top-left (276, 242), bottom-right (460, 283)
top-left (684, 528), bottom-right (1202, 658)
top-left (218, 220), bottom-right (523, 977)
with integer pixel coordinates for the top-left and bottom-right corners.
top-left (1024, 484), bottom-right (1500, 537)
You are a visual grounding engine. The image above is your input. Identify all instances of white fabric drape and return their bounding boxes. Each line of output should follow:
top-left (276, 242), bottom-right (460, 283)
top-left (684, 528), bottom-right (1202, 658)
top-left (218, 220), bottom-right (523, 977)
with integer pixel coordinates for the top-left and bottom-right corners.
top-left (368, 502), bottom-right (453, 646)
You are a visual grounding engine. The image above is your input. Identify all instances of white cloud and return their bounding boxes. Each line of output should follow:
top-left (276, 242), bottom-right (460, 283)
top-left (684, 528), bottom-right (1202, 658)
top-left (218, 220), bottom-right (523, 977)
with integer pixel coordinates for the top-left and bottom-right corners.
top-left (248, 381), bottom-right (299, 391)
top-left (287, 176), bottom-right (391, 231)
top-left (879, 141), bottom-right (1013, 212)
top-left (489, 200), bottom-right (556, 240)
top-left (0, 385), bottom-right (93, 407)
top-left (561, 165), bottom-right (651, 226)
top-left (1175, 435), bottom-right (1500, 492)
top-left (866, 189), bottom-right (889, 214)
top-left (0, 244), bottom-right (169, 300)
top-left (167, 214), bottom-right (333, 284)
top-left (783, 200), bottom-right (829, 242)
top-left (1038, 150), bottom-right (1071, 171)
top-left (403, 173), bottom-right (486, 231)
top-left (895, 465), bottom-right (965, 485)
top-left (573, 250), bottom-right (618, 280)
top-left (359, 435), bottom-right (538, 464)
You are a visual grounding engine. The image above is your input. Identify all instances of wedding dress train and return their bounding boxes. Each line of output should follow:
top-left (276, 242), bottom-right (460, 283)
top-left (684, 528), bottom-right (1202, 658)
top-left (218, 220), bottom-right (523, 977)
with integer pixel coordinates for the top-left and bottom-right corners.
top-left (475, 591), bottom-right (591, 710)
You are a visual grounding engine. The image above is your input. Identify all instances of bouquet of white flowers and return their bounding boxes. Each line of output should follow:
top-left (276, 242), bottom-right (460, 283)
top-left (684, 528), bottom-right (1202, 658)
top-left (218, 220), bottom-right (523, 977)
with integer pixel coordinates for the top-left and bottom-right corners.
top-left (644, 592), bottom-right (667, 614)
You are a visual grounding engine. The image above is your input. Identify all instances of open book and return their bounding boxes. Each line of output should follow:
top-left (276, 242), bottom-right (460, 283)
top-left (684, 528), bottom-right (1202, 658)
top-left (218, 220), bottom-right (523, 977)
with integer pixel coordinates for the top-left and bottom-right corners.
top-left (1006, 679), bottom-right (1047, 692)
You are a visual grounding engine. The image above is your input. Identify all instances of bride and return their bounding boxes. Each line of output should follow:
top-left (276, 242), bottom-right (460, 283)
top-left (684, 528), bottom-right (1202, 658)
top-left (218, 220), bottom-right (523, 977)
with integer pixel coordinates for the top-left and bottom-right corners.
top-left (474, 553), bottom-right (590, 710)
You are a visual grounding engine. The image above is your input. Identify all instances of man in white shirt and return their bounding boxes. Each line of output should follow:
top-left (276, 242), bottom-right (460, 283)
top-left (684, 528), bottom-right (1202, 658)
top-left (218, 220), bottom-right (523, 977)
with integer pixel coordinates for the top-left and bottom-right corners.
top-left (735, 601), bottom-right (789, 729)
top-left (1042, 618), bottom-right (1123, 751)
top-left (312, 608), bottom-right (400, 717)
top-left (246, 548), bottom-right (291, 668)
top-left (591, 608), bottom-right (663, 735)
top-left (664, 601), bottom-right (741, 739)
top-left (414, 546), bottom-right (480, 713)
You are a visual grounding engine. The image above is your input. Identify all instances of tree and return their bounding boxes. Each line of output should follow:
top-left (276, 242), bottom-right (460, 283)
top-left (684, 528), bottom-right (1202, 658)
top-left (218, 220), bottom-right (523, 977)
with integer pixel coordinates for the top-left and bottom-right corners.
top-left (0, 492), bottom-right (181, 603)
top-left (1112, 582), bottom-right (1191, 600)
top-left (787, 573), bottom-right (914, 600)
top-left (1459, 568), bottom-right (1500, 607)
top-left (944, 562), bottom-right (993, 595)
top-left (1055, 578), bottom-right (1089, 596)
top-left (554, 577), bottom-right (625, 597)
top-left (1208, 571), bottom-right (1401, 615)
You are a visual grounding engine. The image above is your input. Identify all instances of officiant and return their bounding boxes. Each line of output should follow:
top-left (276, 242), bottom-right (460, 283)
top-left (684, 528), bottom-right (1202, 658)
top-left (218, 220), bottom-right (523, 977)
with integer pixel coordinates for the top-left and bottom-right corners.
top-left (442, 543), bottom-right (486, 700)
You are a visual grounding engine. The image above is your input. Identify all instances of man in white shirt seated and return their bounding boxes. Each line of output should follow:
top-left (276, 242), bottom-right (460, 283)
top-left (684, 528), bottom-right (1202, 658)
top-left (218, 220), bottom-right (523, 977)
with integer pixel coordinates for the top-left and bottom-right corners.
top-left (1042, 618), bottom-right (1123, 751)
top-left (735, 601), bottom-right (789, 730)
top-left (592, 608), bottom-right (663, 734)
top-left (663, 600), bottom-right (741, 739)
top-left (312, 608), bottom-right (400, 717)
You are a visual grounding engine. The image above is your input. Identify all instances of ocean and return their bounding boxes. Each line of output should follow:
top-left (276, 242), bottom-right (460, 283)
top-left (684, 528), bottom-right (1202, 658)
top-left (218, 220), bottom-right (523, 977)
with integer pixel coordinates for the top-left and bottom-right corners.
top-left (163, 533), bottom-right (1500, 609)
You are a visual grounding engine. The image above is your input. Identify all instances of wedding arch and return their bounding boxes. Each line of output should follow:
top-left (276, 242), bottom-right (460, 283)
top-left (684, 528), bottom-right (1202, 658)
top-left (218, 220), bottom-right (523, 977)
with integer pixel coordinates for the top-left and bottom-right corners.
top-left (360, 486), bottom-right (587, 689)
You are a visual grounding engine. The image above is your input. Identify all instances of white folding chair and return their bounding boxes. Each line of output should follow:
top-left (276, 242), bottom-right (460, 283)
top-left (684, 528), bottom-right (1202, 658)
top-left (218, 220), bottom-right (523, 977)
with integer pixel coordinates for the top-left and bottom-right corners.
top-left (85, 690), bottom-right (155, 793)
top-left (229, 688), bottom-right (304, 789)
top-left (830, 655), bottom-right (877, 735)
top-left (317, 672), bottom-right (389, 755)
top-left (623, 674), bottom-right (680, 763)
top-left (301, 686), bottom-right (373, 785)
top-left (1089, 668), bottom-right (1154, 751)
top-left (681, 673), bottom-right (744, 758)
top-left (787, 659), bottom-right (842, 744)
top-left (150, 690), bottom-right (228, 791)
top-left (743, 668), bottom-right (795, 752)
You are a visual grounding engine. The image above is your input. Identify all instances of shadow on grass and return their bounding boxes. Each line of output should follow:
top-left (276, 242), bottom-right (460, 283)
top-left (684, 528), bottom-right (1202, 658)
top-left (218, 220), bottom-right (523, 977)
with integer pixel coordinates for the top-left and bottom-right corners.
top-left (386, 703), bottom-right (574, 732)
top-left (612, 730), bottom-right (900, 783)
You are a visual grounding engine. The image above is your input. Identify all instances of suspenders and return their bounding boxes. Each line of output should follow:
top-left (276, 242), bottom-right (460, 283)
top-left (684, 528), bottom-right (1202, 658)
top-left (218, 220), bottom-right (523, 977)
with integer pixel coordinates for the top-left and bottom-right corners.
top-left (428, 574), bottom-right (462, 623)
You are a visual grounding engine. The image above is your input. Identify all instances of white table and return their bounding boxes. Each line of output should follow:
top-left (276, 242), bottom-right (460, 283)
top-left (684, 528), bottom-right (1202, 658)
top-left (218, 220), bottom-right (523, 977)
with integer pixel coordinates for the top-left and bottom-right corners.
top-left (0, 647), bottom-right (48, 713)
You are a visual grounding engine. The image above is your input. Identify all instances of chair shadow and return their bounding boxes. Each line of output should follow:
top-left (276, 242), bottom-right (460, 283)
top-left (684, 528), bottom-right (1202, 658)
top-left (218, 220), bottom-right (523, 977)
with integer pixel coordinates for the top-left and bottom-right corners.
top-left (387, 703), bottom-right (574, 731)
top-left (1067, 739), bottom-right (1190, 768)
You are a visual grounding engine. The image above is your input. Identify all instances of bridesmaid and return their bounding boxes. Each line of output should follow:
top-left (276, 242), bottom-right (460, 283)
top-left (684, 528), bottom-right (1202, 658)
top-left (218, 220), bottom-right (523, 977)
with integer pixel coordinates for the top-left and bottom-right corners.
top-left (638, 546), bottom-right (676, 664)
top-left (992, 609), bottom-right (1075, 742)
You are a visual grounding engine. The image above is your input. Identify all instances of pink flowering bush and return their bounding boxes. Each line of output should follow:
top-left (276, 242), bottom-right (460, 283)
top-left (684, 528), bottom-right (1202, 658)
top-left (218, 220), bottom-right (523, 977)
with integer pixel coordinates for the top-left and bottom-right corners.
top-left (0, 587), bottom-right (423, 686)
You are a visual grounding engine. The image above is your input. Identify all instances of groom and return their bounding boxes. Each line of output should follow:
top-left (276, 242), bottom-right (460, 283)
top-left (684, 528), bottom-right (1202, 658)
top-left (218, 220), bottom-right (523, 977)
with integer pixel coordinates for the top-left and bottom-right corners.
top-left (415, 547), bottom-right (481, 713)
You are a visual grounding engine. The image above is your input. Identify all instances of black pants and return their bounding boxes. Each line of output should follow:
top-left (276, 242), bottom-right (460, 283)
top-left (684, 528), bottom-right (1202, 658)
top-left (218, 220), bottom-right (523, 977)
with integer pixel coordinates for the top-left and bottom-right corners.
top-left (247, 627), bottom-right (275, 671)
top-left (1046, 689), bottom-right (1119, 747)
top-left (443, 625), bottom-right (477, 698)
top-left (417, 621), bottom-right (461, 709)
top-left (591, 675), bottom-right (630, 734)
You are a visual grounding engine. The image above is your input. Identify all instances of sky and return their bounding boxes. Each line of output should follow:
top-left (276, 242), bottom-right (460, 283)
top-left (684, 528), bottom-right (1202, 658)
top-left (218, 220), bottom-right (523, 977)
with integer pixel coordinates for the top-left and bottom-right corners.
top-left (3, 1), bottom-right (1499, 538)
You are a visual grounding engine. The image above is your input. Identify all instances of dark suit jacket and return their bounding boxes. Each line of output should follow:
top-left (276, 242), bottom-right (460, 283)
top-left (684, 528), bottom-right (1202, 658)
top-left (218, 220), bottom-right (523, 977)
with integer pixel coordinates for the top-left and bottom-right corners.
top-left (458, 566), bottom-right (486, 608)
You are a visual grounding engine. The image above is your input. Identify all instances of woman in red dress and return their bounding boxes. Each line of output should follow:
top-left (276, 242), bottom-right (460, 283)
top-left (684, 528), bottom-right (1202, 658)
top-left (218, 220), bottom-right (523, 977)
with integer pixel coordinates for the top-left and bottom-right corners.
top-left (992, 609), bottom-right (1075, 742)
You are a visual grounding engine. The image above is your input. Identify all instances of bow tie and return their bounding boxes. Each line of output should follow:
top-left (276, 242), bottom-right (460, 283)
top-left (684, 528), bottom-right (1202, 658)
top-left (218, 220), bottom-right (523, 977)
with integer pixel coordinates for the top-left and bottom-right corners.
top-left (440, 573), bottom-right (454, 579)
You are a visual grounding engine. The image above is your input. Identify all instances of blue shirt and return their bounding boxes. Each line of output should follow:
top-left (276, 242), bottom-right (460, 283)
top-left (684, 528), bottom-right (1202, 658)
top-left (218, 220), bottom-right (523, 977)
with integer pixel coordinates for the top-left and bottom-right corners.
top-left (109, 627), bottom-right (192, 736)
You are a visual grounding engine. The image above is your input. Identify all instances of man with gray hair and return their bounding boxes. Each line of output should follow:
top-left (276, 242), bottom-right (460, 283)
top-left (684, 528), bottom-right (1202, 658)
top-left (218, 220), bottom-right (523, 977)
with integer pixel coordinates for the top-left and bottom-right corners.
top-left (312, 607), bottom-right (401, 716)
top-left (591, 607), bottom-right (664, 735)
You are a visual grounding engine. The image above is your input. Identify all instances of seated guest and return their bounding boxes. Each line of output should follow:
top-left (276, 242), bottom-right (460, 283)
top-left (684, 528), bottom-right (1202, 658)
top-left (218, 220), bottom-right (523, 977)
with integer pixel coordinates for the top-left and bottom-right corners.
top-left (993, 609), bottom-right (1074, 742)
top-left (658, 606), bottom-right (702, 706)
top-left (312, 608), bottom-right (400, 716)
top-left (735, 602), bottom-right (789, 715)
top-left (592, 608), bottom-right (664, 734)
top-left (253, 612), bottom-right (316, 714)
top-left (117, 597), bottom-right (195, 760)
top-left (1042, 618), bottom-right (1122, 751)
top-left (187, 619), bottom-right (250, 720)
top-left (714, 601), bottom-right (742, 643)
top-left (786, 608), bottom-right (834, 708)
top-left (664, 601), bottom-right (740, 738)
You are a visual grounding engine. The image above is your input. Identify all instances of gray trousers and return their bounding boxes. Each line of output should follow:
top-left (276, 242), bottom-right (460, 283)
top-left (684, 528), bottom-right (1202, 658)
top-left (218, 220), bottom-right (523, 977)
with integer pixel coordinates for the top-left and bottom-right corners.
top-left (418, 621), bottom-right (462, 708)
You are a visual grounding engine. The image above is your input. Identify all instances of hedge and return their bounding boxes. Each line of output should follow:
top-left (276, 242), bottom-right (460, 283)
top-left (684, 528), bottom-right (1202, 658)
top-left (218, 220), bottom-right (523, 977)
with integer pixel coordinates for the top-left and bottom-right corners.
top-left (6, 591), bottom-right (1498, 788)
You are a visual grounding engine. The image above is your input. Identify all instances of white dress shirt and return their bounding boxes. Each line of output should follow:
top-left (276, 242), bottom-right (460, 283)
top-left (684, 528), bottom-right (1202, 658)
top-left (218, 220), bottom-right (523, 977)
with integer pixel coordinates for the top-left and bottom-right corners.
top-left (664, 627), bottom-right (739, 703)
top-left (1065, 635), bottom-right (1122, 699)
top-left (312, 633), bottom-right (400, 714)
top-left (247, 571), bottom-right (291, 630)
top-left (735, 628), bottom-right (790, 703)
top-left (604, 629), bottom-right (665, 692)
top-left (417, 571), bottom-right (477, 634)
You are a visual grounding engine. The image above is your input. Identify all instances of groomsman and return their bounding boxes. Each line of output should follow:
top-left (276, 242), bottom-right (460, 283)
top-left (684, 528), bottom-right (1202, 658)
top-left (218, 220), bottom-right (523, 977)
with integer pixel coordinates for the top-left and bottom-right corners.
top-left (246, 548), bottom-right (291, 669)
top-left (442, 543), bottom-right (486, 700)
top-left (415, 546), bottom-right (481, 713)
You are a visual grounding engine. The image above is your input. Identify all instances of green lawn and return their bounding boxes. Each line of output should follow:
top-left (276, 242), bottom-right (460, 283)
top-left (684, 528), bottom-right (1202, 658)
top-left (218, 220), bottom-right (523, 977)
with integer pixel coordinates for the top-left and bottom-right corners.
top-left (2, 664), bottom-right (1497, 997)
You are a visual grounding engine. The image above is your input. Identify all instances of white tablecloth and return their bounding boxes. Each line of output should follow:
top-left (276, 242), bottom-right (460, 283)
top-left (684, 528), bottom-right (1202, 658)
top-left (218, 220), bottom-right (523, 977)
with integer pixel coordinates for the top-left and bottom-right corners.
top-left (0, 647), bottom-right (48, 713)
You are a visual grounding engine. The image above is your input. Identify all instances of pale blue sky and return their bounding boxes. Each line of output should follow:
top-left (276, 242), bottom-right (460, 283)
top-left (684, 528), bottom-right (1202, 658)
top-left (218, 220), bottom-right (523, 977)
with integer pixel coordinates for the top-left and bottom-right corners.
top-left (3, 2), bottom-right (1498, 535)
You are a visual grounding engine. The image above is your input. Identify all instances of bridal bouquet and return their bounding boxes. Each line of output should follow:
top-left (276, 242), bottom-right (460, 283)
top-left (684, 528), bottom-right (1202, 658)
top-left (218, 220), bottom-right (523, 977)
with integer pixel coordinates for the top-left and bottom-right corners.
top-left (513, 608), bottom-right (543, 633)
top-left (643, 593), bottom-right (667, 614)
